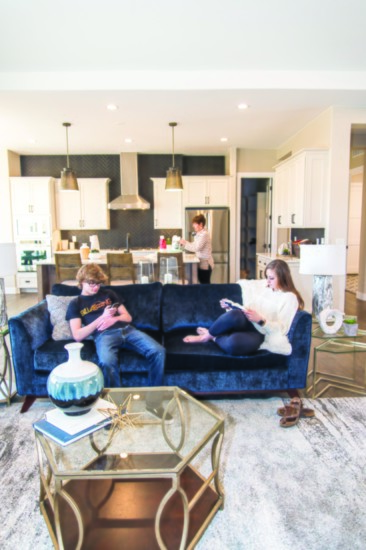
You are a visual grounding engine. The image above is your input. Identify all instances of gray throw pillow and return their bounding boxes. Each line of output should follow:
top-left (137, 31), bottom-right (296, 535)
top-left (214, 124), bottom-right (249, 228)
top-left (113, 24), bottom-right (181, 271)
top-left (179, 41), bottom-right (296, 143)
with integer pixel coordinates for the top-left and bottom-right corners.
top-left (46, 295), bottom-right (75, 341)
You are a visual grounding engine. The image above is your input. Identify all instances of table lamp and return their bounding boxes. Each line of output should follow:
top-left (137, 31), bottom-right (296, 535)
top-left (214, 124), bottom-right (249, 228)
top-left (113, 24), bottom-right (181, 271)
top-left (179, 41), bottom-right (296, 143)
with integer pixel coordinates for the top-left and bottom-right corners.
top-left (0, 243), bottom-right (17, 327)
top-left (299, 244), bottom-right (346, 320)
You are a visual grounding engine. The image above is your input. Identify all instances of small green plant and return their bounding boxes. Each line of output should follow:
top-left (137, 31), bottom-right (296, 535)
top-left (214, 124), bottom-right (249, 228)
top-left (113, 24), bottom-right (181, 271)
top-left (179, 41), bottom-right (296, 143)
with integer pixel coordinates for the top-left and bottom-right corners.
top-left (343, 317), bottom-right (357, 324)
top-left (91, 248), bottom-right (100, 253)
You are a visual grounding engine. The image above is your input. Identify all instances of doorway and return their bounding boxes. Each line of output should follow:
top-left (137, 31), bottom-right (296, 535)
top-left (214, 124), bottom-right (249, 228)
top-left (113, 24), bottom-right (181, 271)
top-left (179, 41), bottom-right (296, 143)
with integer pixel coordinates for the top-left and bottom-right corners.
top-left (240, 177), bottom-right (272, 279)
top-left (346, 161), bottom-right (364, 295)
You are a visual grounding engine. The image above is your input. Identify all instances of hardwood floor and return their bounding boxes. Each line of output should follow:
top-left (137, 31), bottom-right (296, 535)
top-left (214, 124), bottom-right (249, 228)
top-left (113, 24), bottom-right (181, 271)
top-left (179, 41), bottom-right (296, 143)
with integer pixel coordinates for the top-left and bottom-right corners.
top-left (345, 290), bottom-right (366, 329)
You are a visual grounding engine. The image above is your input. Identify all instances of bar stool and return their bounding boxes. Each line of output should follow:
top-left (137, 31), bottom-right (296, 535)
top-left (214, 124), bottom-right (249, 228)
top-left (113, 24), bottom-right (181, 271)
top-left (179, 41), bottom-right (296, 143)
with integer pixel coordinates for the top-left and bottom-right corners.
top-left (54, 252), bottom-right (82, 285)
top-left (106, 252), bottom-right (136, 285)
top-left (157, 252), bottom-right (186, 284)
top-left (137, 258), bottom-right (154, 284)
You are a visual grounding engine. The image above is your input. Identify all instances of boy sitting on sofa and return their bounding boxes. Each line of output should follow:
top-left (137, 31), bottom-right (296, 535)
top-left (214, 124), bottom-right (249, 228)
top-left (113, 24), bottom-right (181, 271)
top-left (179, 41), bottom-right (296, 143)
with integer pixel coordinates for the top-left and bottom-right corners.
top-left (66, 263), bottom-right (169, 420)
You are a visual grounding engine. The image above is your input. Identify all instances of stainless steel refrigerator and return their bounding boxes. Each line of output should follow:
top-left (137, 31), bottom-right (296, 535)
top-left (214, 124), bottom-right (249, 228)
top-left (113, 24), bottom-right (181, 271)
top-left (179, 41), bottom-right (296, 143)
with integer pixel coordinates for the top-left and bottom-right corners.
top-left (185, 207), bottom-right (230, 283)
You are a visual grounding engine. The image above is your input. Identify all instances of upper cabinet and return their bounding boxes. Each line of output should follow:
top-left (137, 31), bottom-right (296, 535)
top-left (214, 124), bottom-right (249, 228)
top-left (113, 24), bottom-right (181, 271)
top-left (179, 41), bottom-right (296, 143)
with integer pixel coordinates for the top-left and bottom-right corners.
top-left (11, 177), bottom-right (56, 218)
top-left (273, 150), bottom-right (329, 228)
top-left (55, 178), bottom-right (111, 230)
top-left (152, 178), bottom-right (183, 229)
top-left (183, 177), bottom-right (232, 207)
top-left (10, 177), bottom-right (57, 239)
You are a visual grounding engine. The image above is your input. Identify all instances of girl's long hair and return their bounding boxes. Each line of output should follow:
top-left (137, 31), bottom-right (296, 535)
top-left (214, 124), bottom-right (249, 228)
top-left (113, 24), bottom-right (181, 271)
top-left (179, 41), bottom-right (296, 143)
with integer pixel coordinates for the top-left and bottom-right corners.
top-left (265, 259), bottom-right (304, 310)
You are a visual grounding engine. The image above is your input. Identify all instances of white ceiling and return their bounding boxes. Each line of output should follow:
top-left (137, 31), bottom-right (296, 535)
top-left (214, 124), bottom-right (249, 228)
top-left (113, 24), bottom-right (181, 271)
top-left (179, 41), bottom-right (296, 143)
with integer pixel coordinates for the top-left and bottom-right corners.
top-left (1, 0), bottom-right (366, 155)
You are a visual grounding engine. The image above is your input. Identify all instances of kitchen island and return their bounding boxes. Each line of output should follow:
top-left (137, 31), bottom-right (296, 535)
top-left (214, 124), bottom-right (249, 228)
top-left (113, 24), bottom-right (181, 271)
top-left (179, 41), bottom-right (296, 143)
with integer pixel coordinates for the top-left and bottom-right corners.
top-left (36, 249), bottom-right (199, 300)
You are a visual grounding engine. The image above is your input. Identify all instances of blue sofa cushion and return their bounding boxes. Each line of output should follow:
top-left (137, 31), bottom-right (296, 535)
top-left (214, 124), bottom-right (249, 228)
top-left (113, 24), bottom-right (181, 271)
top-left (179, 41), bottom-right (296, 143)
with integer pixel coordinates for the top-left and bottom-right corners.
top-left (52, 282), bottom-right (163, 332)
top-left (161, 283), bottom-right (243, 333)
top-left (34, 337), bottom-right (154, 376)
top-left (34, 339), bottom-right (98, 372)
top-left (164, 330), bottom-right (287, 372)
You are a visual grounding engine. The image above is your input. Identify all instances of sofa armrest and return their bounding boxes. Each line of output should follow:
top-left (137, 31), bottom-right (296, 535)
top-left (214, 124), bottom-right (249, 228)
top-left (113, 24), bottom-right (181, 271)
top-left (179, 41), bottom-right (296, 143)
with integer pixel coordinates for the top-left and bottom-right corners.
top-left (8, 300), bottom-right (52, 394)
top-left (286, 310), bottom-right (312, 389)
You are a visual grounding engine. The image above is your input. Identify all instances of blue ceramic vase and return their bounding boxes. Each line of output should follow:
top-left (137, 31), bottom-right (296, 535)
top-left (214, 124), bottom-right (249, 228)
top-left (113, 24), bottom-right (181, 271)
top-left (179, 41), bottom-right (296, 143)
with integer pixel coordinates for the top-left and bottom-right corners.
top-left (47, 342), bottom-right (104, 416)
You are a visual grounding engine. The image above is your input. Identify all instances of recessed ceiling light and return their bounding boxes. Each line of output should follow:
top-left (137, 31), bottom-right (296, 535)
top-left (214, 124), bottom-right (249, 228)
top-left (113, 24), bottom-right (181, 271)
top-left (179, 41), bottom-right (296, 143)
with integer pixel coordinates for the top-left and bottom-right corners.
top-left (220, 137), bottom-right (228, 142)
top-left (107, 104), bottom-right (118, 111)
top-left (238, 103), bottom-right (249, 110)
top-left (125, 138), bottom-right (133, 143)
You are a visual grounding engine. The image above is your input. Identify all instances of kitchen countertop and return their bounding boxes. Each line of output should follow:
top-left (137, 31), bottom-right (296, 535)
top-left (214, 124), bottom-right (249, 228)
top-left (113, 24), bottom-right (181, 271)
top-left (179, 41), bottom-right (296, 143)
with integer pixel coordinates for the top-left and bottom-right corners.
top-left (256, 252), bottom-right (300, 264)
top-left (37, 249), bottom-right (199, 265)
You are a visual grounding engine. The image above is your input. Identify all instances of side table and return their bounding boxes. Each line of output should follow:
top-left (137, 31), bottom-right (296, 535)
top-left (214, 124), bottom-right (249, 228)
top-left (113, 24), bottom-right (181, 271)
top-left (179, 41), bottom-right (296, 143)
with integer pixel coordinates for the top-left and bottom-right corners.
top-left (0, 326), bottom-right (16, 405)
top-left (308, 325), bottom-right (366, 398)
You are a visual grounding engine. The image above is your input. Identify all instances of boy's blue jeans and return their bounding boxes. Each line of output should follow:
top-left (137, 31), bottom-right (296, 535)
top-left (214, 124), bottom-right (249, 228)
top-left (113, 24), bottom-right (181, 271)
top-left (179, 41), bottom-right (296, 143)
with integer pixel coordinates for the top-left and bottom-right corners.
top-left (94, 326), bottom-right (165, 403)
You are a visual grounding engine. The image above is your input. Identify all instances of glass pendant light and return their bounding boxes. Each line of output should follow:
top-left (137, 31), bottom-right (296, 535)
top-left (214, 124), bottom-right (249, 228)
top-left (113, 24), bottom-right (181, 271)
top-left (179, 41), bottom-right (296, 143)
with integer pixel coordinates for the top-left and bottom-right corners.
top-left (60, 122), bottom-right (79, 191)
top-left (165, 122), bottom-right (183, 191)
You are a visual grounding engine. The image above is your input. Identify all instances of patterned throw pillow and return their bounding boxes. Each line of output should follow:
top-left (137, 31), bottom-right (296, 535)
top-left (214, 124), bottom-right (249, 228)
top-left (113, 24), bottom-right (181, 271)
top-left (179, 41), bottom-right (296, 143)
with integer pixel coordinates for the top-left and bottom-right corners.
top-left (46, 295), bottom-right (76, 341)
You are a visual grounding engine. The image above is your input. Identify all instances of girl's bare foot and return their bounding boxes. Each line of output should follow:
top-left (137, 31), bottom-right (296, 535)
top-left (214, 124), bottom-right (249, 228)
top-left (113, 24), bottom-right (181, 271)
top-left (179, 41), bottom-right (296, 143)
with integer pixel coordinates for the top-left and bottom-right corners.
top-left (196, 327), bottom-right (209, 335)
top-left (183, 332), bottom-right (213, 344)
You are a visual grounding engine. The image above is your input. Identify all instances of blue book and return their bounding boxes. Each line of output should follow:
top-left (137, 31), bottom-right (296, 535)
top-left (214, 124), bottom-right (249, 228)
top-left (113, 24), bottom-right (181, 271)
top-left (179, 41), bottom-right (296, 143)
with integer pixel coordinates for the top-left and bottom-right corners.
top-left (33, 398), bottom-right (115, 446)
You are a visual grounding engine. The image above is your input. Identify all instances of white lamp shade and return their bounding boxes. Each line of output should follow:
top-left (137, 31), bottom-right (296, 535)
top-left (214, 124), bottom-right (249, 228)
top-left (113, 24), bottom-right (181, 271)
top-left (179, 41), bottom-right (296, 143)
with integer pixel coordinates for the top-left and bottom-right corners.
top-left (299, 244), bottom-right (346, 276)
top-left (0, 243), bottom-right (17, 277)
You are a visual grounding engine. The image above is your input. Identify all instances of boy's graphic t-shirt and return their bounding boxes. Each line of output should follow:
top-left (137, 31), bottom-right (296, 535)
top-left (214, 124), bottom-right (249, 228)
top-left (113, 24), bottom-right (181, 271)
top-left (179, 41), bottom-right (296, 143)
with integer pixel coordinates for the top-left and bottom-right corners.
top-left (66, 288), bottom-right (129, 335)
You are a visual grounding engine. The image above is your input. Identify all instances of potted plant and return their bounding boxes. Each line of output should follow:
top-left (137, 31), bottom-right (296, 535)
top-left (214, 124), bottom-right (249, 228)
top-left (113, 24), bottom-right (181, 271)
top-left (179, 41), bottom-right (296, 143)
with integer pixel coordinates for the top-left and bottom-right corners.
top-left (343, 315), bottom-right (358, 337)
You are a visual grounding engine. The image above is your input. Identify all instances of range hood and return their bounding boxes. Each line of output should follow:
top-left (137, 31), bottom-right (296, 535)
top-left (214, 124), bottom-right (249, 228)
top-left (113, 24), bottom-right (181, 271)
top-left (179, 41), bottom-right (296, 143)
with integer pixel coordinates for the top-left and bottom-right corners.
top-left (108, 153), bottom-right (150, 210)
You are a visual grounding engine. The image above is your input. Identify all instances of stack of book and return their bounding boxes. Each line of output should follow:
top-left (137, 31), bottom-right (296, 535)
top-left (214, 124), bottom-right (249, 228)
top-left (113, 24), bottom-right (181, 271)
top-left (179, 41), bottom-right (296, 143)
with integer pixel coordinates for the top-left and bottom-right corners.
top-left (33, 397), bottom-right (115, 446)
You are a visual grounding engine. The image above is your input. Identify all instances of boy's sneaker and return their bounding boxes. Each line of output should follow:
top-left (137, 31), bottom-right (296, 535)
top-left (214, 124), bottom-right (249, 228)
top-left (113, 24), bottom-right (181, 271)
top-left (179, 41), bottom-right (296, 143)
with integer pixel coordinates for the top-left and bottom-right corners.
top-left (146, 405), bottom-right (173, 423)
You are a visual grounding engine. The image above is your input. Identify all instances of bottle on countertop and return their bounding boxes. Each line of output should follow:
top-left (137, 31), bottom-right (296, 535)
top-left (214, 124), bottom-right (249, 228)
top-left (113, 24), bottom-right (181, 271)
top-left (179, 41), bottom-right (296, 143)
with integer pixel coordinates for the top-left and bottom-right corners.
top-left (172, 235), bottom-right (180, 250)
top-left (80, 243), bottom-right (90, 260)
top-left (159, 235), bottom-right (167, 249)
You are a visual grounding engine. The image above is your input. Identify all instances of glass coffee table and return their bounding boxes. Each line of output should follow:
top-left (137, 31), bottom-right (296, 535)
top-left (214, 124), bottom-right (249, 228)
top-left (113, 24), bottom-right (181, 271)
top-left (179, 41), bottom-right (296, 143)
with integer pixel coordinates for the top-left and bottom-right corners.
top-left (34, 387), bottom-right (225, 550)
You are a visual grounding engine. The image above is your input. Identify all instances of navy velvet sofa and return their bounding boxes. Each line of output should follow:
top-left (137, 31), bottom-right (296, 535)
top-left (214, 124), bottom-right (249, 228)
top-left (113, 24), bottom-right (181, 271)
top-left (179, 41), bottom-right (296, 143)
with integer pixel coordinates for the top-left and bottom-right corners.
top-left (9, 282), bottom-right (312, 409)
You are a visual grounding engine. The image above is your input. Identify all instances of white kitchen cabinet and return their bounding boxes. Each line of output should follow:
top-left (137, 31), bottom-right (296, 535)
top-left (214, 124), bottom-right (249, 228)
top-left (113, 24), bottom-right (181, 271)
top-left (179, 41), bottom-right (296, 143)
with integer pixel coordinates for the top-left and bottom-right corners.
top-left (183, 177), bottom-right (231, 207)
top-left (152, 178), bottom-right (182, 229)
top-left (10, 177), bottom-right (56, 218)
top-left (16, 272), bottom-right (37, 290)
top-left (273, 150), bottom-right (328, 228)
top-left (55, 178), bottom-right (111, 230)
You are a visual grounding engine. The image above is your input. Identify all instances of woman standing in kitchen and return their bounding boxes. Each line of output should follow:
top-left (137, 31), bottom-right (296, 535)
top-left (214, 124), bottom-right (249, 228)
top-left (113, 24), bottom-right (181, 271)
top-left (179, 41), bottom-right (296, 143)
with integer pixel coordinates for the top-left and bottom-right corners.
top-left (180, 214), bottom-right (214, 284)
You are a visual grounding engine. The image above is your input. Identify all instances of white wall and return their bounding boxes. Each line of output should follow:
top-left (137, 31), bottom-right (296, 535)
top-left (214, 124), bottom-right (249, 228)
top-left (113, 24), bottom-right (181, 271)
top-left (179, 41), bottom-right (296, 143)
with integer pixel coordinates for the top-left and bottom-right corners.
top-left (277, 108), bottom-right (332, 160)
top-left (237, 149), bottom-right (277, 172)
top-left (0, 150), bottom-right (20, 292)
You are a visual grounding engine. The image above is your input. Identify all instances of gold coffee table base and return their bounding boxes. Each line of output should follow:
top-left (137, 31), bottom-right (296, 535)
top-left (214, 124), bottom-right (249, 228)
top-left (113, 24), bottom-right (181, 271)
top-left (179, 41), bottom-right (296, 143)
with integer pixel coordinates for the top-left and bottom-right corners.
top-left (40, 461), bottom-right (221, 550)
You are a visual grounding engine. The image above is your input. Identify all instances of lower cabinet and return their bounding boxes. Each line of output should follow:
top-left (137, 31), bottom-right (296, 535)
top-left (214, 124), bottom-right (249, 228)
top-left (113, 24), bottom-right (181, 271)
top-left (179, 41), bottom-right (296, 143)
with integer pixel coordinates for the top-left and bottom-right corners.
top-left (17, 272), bottom-right (37, 291)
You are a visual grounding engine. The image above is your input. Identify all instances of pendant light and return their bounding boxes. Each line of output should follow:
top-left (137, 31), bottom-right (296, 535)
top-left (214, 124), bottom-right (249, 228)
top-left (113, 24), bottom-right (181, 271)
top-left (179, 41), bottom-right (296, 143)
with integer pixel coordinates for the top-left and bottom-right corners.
top-left (165, 122), bottom-right (183, 191)
top-left (60, 122), bottom-right (79, 191)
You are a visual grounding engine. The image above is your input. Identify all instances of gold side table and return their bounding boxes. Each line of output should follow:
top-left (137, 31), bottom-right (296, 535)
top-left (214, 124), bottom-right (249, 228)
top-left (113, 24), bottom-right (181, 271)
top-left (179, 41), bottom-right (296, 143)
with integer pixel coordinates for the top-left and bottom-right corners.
top-left (0, 326), bottom-right (17, 405)
top-left (309, 326), bottom-right (366, 398)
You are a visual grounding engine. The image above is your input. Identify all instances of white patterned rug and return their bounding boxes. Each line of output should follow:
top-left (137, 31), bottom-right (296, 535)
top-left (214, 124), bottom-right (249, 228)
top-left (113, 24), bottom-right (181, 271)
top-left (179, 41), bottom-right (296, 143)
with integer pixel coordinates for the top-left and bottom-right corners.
top-left (1, 396), bottom-right (366, 550)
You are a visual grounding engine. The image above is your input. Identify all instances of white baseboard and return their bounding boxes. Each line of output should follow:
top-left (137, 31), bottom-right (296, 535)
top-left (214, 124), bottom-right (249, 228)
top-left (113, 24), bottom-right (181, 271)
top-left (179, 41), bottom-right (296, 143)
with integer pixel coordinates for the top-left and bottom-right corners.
top-left (5, 286), bottom-right (19, 295)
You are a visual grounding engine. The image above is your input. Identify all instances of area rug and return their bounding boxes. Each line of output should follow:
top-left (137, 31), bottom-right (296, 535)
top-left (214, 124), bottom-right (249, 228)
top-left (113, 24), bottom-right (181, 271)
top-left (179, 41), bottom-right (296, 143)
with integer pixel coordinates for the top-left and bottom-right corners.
top-left (1, 396), bottom-right (365, 550)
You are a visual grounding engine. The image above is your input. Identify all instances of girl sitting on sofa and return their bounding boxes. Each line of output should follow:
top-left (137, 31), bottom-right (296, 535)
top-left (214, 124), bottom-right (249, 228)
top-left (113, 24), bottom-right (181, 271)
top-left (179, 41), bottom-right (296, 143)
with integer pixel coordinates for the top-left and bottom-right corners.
top-left (183, 259), bottom-right (304, 356)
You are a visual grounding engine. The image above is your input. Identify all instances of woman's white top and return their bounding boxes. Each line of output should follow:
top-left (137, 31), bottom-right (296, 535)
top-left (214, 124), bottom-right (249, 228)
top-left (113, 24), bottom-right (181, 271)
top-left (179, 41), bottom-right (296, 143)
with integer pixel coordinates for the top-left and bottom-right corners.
top-left (183, 228), bottom-right (214, 270)
top-left (237, 278), bottom-right (299, 355)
